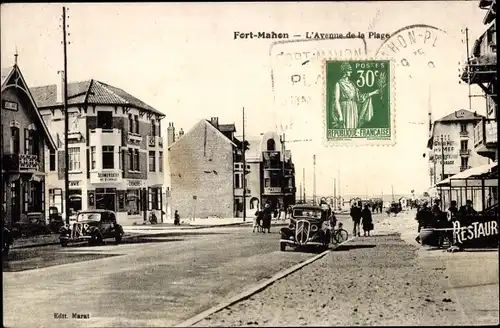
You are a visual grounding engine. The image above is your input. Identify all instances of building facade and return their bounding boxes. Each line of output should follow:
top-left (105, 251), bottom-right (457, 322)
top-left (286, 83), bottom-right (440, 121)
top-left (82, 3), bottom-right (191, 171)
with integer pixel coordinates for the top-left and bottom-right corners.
top-left (1, 64), bottom-right (56, 228)
top-left (427, 109), bottom-right (490, 185)
top-left (245, 131), bottom-right (297, 212)
top-left (461, 0), bottom-right (497, 162)
top-left (168, 117), bottom-right (249, 219)
top-left (30, 79), bottom-right (165, 225)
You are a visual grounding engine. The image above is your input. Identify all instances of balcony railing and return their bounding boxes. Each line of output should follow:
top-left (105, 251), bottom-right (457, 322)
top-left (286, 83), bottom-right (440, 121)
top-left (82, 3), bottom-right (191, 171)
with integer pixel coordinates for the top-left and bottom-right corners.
top-left (2, 154), bottom-right (41, 171)
top-left (459, 149), bottom-right (471, 156)
top-left (459, 130), bottom-right (469, 137)
top-left (474, 118), bottom-right (497, 147)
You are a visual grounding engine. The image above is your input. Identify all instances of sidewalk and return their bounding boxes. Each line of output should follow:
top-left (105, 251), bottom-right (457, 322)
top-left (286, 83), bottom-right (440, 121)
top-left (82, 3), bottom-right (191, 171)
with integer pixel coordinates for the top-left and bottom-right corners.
top-left (194, 234), bottom-right (484, 326)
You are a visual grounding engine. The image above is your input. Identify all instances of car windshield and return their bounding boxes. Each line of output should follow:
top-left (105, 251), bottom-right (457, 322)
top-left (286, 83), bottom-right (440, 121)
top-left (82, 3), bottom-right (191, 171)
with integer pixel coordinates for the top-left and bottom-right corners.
top-left (76, 212), bottom-right (103, 222)
top-left (293, 209), bottom-right (322, 218)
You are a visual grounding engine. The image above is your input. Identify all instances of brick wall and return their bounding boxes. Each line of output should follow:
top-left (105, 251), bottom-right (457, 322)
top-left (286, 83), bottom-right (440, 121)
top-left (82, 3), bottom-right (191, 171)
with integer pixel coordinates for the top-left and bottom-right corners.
top-left (169, 120), bottom-right (234, 218)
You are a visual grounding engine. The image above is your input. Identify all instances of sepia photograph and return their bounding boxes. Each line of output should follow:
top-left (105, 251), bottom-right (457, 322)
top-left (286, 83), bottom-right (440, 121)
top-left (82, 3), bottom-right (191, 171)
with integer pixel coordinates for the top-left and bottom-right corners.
top-left (1, 1), bottom-right (498, 327)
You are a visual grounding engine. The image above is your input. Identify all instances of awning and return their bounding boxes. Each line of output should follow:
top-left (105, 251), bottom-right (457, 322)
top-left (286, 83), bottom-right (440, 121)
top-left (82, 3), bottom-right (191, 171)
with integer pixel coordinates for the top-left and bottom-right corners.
top-left (434, 162), bottom-right (498, 187)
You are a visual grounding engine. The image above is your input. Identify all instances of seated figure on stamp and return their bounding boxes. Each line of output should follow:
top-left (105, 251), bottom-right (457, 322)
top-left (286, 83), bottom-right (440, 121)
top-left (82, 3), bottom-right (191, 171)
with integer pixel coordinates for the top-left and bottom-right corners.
top-left (334, 62), bottom-right (380, 129)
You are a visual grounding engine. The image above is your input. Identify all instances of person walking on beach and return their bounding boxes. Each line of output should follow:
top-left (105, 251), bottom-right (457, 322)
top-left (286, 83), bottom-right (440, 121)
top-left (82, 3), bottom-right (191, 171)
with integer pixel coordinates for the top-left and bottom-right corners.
top-left (350, 203), bottom-right (362, 237)
top-left (174, 210), bottom-right (180, 226)
top-left (361, 204), bottom-right (374, 237)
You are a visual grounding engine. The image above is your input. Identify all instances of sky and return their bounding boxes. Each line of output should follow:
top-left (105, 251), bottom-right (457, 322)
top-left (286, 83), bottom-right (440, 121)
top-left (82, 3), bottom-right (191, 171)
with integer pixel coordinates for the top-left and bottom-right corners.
top-left (1, 1), bottom-right (489, 197)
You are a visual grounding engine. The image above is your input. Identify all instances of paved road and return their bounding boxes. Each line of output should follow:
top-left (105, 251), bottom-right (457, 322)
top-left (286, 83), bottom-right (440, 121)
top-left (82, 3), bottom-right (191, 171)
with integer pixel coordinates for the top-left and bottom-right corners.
top-left (3, 213), bottom-right (386, 327)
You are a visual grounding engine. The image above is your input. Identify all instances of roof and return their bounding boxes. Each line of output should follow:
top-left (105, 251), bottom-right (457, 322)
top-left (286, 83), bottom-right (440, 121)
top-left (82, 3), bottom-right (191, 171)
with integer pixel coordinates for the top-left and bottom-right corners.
top-left (218, 124), bottom-right (236, 133)
top-left (30, 79), bottom-right (164, 117)
top-left (291, 204), bottom-right (323, 211)
top-left (168, 119), bottom-right (237, 150)
top-left (1, 65), bottom-right (57, 151)
top-left (436, 109), bottom-right (484, 122)
top-left (435, 162), bottom-right (498, 187)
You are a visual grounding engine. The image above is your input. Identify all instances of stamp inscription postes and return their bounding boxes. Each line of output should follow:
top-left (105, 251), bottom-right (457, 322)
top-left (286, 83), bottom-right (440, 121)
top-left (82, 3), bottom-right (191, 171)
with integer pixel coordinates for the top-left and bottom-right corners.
top-left (323, 59), bottom-right (394, 146)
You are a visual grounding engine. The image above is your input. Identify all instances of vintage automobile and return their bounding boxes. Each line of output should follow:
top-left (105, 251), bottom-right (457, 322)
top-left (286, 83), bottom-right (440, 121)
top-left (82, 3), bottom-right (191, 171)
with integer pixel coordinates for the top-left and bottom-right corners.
top-left (280, 204), bottom-right (331, 251)
top-left (59, 209), bottom-right (124, 246)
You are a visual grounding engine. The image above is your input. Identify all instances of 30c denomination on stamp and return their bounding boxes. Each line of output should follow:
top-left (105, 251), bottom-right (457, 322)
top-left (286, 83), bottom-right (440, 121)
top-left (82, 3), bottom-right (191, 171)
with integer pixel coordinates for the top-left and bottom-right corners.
top-left (323, 59), bottom-right (395, 146)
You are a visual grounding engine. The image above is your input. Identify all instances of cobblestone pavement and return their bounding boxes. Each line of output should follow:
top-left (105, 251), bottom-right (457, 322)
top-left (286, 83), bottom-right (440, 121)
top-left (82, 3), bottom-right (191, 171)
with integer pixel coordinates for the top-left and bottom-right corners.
top-left (194, 233), bottom-right (489, 327)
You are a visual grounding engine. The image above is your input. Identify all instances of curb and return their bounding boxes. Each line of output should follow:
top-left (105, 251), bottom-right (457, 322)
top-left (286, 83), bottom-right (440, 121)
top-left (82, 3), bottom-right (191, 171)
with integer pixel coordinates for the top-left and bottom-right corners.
top-left (175, 236), bottom-right (356, 327)
top-left (11, 222), bottom-right (252, 249)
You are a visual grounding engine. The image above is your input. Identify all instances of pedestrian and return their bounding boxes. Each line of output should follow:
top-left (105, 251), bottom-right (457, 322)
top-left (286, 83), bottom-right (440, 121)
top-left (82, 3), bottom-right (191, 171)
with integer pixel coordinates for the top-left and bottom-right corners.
top-left (253, 207), bottom-right (263, 233)
top-left (415, 202), bottom-right (431, 243)
top-left (371, 202), bottom-right (377, 214)
top-left (262, 203), bottom-right (272, 233)
top-left (446, 200), bottom-right (460, 249)
top-left (174, 210), bottom-right (180, 226)
top-left (361, 204), bottom-right (374, 237)
top-left (350, 203), bottom-right (362, 237)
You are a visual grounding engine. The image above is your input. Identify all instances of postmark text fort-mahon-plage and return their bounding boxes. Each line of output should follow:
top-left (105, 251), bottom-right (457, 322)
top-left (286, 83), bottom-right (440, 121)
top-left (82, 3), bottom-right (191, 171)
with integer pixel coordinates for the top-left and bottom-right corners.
top-left (323, 59), bottom-right (395, 146)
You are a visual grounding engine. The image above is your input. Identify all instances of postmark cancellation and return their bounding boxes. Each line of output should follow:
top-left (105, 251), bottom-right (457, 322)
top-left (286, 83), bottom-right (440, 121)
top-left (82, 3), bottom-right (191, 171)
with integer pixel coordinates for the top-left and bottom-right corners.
top-left (322, 58), bottom-right (396, 147)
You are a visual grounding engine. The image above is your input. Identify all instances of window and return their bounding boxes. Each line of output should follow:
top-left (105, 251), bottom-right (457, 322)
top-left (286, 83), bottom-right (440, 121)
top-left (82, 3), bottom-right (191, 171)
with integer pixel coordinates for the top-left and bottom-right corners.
top-left (149, 151), bottom-right (156, 172)
top-left (460, 140), bottom-right (468, 150)
top-left (267, 139), bottom-right (276, 151)
top-left (91, 146), bottom-right (96, 169)
top-left (264, 170), bottom-right (281, 187)
top-left (234, 172), bottom-right (242, 188)
top-left (128, 114), bottom-right (134, 132)
top-left (134, 149), bottom-right (140, 171)
top-left (97, 111), bottom-right (113, 129)
top-left (68, 147), bottom-right (81, 171)
top-left (151, 120), bottom-right (156, 136)
top-left (460, 123), bottom-right (467, 132)
top-left (126, 190), bottom-right (140, 215)
top-left (128, 148), bottom-right (135, 171)
top-left (159, 151), bottom-right (163, 172)
top-left (102, 146), bottom-right (114, 169)
top-left (134, 115), bottom-right (139, 134)
top-left (23, 181), bottom-right (43, 213)
top-left (148, 187), bottom-right (161, 210)
top-left (49, 149), bottom-right (56, 171)
top-left (10, 127), bottom-right (19, 154)
top-left (461, 157), bottom-right (469, 168)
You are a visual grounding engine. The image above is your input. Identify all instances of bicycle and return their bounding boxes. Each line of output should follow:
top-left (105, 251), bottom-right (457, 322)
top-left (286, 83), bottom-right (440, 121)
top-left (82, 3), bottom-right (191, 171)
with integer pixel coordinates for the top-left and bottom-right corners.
top-left (331, 222), bottom-right (349, 245)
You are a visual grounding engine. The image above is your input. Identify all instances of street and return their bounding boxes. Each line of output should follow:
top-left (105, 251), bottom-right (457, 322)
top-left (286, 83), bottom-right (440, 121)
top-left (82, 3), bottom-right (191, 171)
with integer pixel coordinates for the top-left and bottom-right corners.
top-left (2, 214), bottom-right (360, 328)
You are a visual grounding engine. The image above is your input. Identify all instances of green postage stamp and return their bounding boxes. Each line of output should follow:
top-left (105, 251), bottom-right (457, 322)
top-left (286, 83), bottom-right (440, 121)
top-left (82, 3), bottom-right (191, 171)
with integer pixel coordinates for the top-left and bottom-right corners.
top-left (323, 59), bottom-right (395, 146)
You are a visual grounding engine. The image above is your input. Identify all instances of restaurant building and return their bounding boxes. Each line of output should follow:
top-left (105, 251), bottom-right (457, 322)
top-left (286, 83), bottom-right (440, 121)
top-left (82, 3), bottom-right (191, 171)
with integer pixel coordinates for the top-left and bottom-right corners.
top-left (245, 131), bottom-right (297, 212)
top-left (1, 64), bottom-right (57, 228)
top-left (168, 117), bottom-right (249, 218)
top-left (427, 109), bottom-right (490, 185)
top-left (30, 78), bottom-right (165, 225)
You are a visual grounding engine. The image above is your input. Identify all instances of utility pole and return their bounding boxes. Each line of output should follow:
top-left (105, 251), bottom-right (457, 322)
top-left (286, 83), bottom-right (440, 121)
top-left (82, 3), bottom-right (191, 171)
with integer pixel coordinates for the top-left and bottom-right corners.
top-left (391, 185), bottom-right (395, 202)
top-left (242, 107), bottom-right (246, 222)
top-left (313, 154), bottom-right (316, 205)
top-left (280, 133), bottom-right (286, 209)
top-left (62, 6), bottom-right (70, 225)
top-left (465, 27), bottom-right (472, 112)
top-left (299, 182), bottom-right (302, 203)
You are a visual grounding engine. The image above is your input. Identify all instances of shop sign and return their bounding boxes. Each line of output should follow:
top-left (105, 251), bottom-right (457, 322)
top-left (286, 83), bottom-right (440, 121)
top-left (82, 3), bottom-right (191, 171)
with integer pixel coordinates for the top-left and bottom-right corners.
top-left (128, 179), bottom-right (144, 188)
top-left (264, 187), bottom-right (282, 194)
top-left (452, 220), bottom-right (498, 244)
top-left (93, 172), bottom-right (120, 183)
top-left (3, 100), bottom-right (18, 111)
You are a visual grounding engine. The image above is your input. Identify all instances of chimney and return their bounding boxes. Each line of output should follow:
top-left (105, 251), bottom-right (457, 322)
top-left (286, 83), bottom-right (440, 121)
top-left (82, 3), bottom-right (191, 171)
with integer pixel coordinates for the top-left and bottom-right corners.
top-left (57, 70), bottom-right (65, 104)
top-left (178, 128), bottom-right (184, 137)
top-left (210, 117), bottom-right (219, 129)
top-left (167, 122), bottom-right (175, 147)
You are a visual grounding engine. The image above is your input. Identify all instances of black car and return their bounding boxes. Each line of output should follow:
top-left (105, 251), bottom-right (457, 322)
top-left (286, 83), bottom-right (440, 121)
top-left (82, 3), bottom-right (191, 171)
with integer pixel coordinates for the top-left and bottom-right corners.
top-left (280, 204), bottom-right (332, 252)
top-left (59, 210), bottom-right (124, 246)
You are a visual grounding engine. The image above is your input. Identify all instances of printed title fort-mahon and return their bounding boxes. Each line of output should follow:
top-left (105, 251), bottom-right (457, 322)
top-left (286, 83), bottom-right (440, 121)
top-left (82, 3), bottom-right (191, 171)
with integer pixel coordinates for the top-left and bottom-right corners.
top-left (233, 31), bottom-right (391, 40)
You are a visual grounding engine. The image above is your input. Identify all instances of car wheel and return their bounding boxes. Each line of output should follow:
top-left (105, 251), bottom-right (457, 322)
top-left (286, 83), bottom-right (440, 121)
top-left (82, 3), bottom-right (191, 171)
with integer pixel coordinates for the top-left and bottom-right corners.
top-left (280, 242), bottom-right (286, 251)
top-left (89, 232), bottom-right (103, 246)
top-left (114, 232), bottom-right (122, 245)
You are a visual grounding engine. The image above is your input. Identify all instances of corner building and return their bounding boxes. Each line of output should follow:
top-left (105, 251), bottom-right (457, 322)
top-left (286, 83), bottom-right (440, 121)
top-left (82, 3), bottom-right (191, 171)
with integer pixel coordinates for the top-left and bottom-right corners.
top-left (30, 79), bottom-right (165, 225)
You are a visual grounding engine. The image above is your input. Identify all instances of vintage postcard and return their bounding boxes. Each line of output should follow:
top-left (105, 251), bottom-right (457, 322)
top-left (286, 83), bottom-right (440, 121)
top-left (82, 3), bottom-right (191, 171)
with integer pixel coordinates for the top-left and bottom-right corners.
top-left (1, 1), bottom-right (498, 328)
